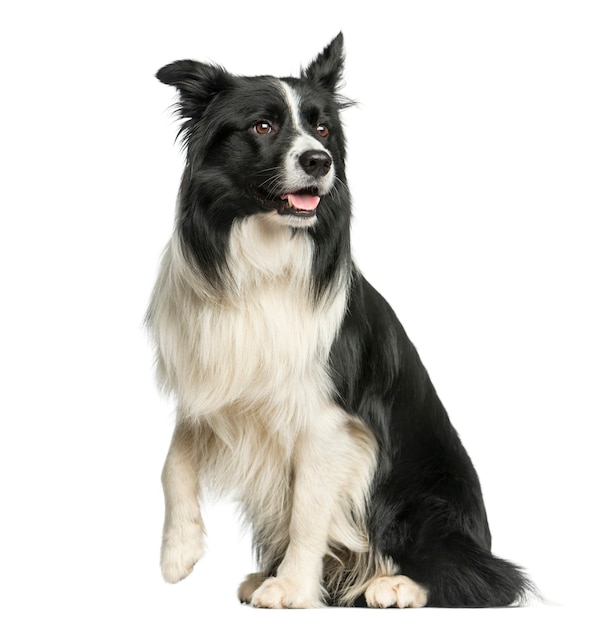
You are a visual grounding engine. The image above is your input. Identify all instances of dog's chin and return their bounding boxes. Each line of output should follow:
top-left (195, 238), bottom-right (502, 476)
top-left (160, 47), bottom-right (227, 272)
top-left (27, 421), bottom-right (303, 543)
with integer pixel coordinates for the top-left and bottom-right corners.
top-left (250, 185), bottom-right (320, 227)
top-left (273, 212), bottom-right (318, 228)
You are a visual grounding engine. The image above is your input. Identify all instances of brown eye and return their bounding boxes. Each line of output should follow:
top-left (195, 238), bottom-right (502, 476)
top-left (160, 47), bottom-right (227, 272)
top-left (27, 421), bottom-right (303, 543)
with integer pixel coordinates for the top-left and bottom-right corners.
top-left (254, 121), bottom-right (273, 135)
top-left (316, 124), bottom-right (329, 138)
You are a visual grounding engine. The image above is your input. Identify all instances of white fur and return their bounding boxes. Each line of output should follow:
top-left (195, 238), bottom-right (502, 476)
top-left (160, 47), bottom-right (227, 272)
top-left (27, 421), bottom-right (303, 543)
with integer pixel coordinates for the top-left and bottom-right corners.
top-left (149, 82), bottom-right (387, 606)
top-left (279, 81), bottom-right (335, 198)
top-left (149, 210), bottom-right (378, 605)
top-left (364, 575), bottom-right (428, 608)
top-left (160, 421), bottom-right (206, 583)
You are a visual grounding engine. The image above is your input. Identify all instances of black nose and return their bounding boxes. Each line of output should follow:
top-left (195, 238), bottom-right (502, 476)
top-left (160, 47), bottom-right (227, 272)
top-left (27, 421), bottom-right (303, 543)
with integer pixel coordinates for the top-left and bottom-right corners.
top-left (299, 150), bottom-right (332, 178)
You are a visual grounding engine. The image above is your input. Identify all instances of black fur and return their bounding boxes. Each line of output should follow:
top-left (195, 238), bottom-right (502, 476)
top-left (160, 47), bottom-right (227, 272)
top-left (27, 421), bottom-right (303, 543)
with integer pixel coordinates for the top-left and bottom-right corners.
top-left (155, 32), bottom-right (533, 607)
top-left (331, 274), bottom-right (531, 606)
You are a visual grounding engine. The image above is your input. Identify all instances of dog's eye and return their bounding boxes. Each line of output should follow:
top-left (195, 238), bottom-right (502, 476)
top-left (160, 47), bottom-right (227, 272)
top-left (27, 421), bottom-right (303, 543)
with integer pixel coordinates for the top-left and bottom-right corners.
top-left (254, 121), bottom-right (274, 135)
top-left (316, 124), bottom-right (329, 138)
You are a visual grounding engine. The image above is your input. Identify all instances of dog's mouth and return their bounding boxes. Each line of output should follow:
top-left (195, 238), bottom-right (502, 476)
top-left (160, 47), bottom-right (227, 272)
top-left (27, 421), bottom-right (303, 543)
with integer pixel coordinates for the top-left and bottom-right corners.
top-left (250, 185), bottom-right (321, 219)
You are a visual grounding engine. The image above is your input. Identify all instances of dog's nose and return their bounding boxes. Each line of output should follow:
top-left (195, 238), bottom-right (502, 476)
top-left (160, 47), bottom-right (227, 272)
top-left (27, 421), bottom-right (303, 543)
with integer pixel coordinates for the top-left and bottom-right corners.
top-left (299, 150), bottom-right (332, 178)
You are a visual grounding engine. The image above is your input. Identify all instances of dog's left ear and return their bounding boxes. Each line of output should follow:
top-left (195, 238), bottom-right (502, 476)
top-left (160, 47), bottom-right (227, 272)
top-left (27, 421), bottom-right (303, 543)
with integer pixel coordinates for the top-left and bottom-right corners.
top-left (301, 32), bottom-right (345, 92)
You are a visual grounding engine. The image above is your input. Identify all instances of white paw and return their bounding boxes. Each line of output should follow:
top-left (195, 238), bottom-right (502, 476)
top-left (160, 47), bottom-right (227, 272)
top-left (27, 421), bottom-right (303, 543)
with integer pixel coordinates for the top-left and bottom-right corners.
top-left (365, 575), bottom-right (428, 608)
top-left (160, 522), bottom-right (205, 583)
top-left (250, 576), bottom-right (323, 609)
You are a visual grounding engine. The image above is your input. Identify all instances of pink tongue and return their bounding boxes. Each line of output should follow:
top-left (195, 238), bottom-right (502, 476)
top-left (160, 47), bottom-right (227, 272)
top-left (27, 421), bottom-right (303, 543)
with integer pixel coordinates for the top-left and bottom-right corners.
top-left (282, 193), bottom-right (320, 211)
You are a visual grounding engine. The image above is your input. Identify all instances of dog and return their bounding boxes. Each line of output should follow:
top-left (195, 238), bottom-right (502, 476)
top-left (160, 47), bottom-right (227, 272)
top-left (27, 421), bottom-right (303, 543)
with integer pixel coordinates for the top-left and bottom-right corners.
top-left (147, 33), bottom-right (532, 608)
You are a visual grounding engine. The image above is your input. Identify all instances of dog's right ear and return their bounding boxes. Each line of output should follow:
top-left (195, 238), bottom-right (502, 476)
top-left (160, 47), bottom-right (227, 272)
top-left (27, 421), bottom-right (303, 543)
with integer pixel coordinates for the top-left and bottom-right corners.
top-left (156, 60), bottom-right (233, 119)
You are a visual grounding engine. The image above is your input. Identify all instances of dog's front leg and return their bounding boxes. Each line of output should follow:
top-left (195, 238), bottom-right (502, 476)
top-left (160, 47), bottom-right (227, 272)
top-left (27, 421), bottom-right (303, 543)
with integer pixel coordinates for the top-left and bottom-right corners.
top-left (251, 411), bottom-right (343, 608)
top-left (160, 420), bottom-right (206, 583)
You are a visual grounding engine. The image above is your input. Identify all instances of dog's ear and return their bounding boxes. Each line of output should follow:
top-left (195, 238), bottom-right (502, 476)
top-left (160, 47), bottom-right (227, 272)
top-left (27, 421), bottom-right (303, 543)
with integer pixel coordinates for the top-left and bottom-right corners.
top-left (156, 60), bottom-right (233, 119)
top-left (301, 32), bottom-right (345, 92)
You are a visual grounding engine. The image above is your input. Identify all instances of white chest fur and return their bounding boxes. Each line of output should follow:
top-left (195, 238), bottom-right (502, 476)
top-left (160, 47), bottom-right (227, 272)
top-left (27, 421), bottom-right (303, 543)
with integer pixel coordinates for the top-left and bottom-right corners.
top-left (154, 214), bottom-right (377, 585)
top-left (149, 214), bottom-right (348, 427)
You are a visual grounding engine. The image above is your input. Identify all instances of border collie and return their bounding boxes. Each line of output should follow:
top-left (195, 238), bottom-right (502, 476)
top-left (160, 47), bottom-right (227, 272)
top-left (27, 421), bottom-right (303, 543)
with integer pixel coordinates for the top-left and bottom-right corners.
top-left (147, 33), bottom-right (532, 608)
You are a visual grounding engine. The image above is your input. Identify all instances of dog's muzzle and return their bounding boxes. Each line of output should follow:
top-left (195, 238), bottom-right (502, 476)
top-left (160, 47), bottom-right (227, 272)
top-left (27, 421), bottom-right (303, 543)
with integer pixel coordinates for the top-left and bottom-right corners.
top-left (250, 149), bottom-right (334, 220)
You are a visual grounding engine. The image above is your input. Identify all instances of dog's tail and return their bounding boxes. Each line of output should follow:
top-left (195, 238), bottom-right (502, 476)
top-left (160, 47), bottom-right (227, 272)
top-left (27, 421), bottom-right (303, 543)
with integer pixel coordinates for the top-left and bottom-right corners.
top-left (417, 533), bottom-right (536, 607)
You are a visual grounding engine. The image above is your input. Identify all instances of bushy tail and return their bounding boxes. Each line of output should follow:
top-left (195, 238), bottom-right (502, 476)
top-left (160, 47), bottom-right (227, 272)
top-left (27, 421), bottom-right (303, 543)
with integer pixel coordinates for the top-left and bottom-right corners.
top-left (421, 535), bottom-right (536, 608)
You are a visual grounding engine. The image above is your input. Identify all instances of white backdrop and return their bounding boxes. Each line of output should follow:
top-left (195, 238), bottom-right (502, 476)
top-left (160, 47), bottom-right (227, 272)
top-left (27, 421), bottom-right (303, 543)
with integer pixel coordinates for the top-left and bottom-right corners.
top-left (1, 2), bottom-right (598, 624)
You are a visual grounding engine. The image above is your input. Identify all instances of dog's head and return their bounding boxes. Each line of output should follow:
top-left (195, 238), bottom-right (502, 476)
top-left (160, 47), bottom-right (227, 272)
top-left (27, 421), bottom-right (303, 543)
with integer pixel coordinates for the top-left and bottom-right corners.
top-left (157, 33), bottom-right (351, 230)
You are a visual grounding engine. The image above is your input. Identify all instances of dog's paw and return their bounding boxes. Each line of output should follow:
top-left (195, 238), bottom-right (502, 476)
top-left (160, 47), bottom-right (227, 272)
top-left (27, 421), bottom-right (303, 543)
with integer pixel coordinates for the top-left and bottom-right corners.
top-left (250, 576), bottom-right (323, 609)
top-left (238, 572), bottom-right (267, 604)
top-left (364, 575), bottom-right (428, 608)
top-left (160, 522), bottom-right (205, 583)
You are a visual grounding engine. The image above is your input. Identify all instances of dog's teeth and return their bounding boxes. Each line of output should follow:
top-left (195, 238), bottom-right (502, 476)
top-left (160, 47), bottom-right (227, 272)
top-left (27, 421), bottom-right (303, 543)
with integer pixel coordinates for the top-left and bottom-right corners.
top-left (287, 197), bottom-right (293, 207)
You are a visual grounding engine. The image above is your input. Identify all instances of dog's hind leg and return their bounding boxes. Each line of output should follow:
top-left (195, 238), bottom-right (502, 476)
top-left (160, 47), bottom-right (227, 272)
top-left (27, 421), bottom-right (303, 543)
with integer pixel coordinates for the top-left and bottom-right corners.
top-left (364, 574), bottom-right (428, 608)
top-left (160, 420), bottom-right (206, 583)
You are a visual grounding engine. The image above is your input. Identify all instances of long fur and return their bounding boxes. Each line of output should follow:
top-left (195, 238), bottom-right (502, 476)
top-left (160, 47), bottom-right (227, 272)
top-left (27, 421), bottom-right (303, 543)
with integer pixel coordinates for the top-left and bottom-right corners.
top-left (147, 33), bottom-right (533, 608)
